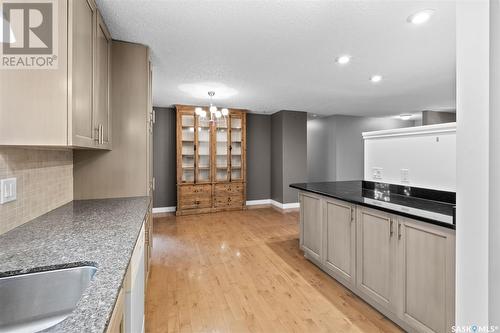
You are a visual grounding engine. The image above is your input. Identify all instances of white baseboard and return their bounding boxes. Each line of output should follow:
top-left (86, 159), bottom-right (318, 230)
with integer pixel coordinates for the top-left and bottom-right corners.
top-left (246, 199), bottom-right (272, 206)
top-left (153, 201), bottom-right (300, 213)
top-left (271, 200), bottom-right (300, 210)
top-left (152, 206), bottom-right (176, 214)
top-left (246, 199), bottom-right (299, 210)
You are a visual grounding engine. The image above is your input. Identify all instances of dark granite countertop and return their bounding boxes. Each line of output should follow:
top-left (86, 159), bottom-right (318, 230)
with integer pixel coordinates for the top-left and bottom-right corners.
top-left (0, 197), bottom-right (150, 333)
top-left (290, 181), bottom-right (455, 229)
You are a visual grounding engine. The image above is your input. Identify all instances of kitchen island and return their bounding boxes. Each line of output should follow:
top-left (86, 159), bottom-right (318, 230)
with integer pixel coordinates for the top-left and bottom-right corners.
top-left (290, 181), bottom-right (455, 333)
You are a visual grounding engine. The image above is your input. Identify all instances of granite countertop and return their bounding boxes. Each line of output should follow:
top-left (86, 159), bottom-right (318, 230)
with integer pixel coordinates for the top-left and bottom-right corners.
top-left (290, 181), bottom-right (456, 229)
top-left (0, 196), bottom-right (150, 333)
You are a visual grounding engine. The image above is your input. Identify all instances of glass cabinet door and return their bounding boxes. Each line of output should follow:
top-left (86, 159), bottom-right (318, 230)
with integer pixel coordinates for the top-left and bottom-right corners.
top-left (180, 113), bottom-right (195, 183)
top-left (215, 119), bottom-right (229, 181)
top-left (196, 116), bottom-right (211, 183)
top-left (230, 115), bottom-right (243, 181)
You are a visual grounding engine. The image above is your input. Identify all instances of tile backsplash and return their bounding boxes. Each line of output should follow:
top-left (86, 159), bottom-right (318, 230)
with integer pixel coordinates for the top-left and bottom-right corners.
top-left (0, 148), bottom-right (73, 235)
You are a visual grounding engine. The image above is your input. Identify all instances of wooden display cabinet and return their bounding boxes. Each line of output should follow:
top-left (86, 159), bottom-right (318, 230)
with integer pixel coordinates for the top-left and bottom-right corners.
top-left (176, 105), bottom-right (246, 215)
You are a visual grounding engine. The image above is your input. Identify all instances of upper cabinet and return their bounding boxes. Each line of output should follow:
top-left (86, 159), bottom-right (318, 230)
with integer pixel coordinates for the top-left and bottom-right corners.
top-left (0, 0), bottom-right (112, 149)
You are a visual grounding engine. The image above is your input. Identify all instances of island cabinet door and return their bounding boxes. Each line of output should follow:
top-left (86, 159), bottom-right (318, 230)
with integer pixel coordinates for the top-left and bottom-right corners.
top-left (322, 198), bottom-right (356, 287)
top-left (356, 206), bottom-right (398, 312)
top-left (299, 192), bottom-right (322, 262)
top-left (396, 218), bottom-right (455, 333)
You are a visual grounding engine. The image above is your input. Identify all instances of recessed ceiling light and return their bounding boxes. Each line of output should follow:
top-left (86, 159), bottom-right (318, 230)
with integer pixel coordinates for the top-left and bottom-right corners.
top-left (407, 9), bottom-right (435, 25)
top-left (399, 114), bottom-right (412, 120)
top-left (370, 75), bottom-right (383, 83)
top-left (336, 55), bottom-right (351, 65)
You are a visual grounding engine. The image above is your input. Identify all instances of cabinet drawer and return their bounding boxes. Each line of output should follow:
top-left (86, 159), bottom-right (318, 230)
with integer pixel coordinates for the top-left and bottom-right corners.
top-left (214, 195), bottom-right (244, 208)
top-left (214, 183), bottom-right (244, 196)
top-left (179, 184), bottom-right (212, 197)
top-left (179, 196), bottom-right (212, 210)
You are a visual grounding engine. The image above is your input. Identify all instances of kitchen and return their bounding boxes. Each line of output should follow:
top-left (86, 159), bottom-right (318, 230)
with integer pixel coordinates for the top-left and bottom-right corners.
top-left (0, 0), bottom-right (498, 333)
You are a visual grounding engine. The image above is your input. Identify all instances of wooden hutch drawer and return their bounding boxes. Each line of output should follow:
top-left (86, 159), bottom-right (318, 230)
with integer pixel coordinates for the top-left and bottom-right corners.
top-left (179, 196), bottom-right (212, 210)
top-left (179, 184), bottom-right (212, 197)
top-left (214, 195), bottom-right (244, 208)
top-left (214, 183), bottom-right (244, 196)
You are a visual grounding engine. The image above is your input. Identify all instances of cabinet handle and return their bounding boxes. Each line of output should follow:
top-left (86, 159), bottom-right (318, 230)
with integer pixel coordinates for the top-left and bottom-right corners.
top-left (350, 207), bottom-right (354, 223)
top-left (100, 124), bottom-right (104, 145)
top-left (398, 222), bottom-right (402, 240)
top-left (94, 126), bottom-right (100, 143)
top-left (389, 219), bottom-right (394, 237)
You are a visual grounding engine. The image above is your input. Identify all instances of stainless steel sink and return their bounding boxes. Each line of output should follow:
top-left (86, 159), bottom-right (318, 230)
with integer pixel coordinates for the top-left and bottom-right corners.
top-left (0, 265), bottom-right (97, 333)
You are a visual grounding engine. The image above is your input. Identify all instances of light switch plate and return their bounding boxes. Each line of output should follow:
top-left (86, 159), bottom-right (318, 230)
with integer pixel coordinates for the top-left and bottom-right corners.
top-left (372, 167), bottom-right (383, 180)
top-left (0, 178), bottom-right (17, 204)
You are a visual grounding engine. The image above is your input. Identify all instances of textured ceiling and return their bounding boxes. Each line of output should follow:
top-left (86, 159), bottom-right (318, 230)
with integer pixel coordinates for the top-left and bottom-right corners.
top-left (96, 0), bottom-right (456, 116)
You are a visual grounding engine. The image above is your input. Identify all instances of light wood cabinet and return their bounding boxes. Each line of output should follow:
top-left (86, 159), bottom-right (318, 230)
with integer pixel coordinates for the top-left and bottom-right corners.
top-left (70, 0), bottom-right (96, 147)
top-left (176, 105), bottom-right (246, 215)
top-left (297, 191), bottom-right (456, 332)
top-left (397, 217), bottom-right (455, 333)
top-left (356, 207), bottom-right (398, 311)
top-left (94, 11), bottom-right (112, 149)
top-left (299, 192), bottom-right (322, 262)
top-left (322, 198), bottom-right (356, 287)
top-left (0, 0), bottom-right (111, 149)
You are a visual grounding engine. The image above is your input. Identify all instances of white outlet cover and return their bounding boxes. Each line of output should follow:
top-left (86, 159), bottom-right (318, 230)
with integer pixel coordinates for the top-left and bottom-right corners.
top-left (0, 178), bottom-right (17, 204)
top-left (401, 169), bottom-right (410, 183)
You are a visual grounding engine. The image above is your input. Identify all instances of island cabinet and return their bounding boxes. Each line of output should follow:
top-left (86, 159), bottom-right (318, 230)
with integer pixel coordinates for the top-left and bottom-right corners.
top-left (297, 191), bottom-right (455, 333)
top-left (0, 0), bottom-right (112, 149)
top-left (397, 217), bottom-right (455, 333)
top-left (299, 193), bottom-right (322, 262)
top-left (322, 198), bottom-right (356, 288)
top-left (356, 206), bottom-right (398, 312)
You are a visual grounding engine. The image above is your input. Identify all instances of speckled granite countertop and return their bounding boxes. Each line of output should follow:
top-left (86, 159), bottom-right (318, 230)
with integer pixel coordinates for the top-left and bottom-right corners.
top-left (0, 196), bottom-right (150, 333)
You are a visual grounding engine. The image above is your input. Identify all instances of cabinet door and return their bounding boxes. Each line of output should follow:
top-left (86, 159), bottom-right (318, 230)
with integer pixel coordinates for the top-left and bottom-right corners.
top-left (70, 0), bottom-right (96, 147)
top-left (215, 119), bottom-right (230, 182)
top-left (177, 111), bottom-right (195, 183)
top-left (356, 207), bottom-right (397, 311)
top-left (196, 116), bottom-right (211, 183)
top-left (229, 113), bottom-right (244, 181)
top-left (299, 193), bottom-right (322, 262)
top-left (94, 12), bottom-right (112, 149)
top-left (323, 199), bottom-right (355, 286)
top-left (397, 218), bottom-right (455, 333)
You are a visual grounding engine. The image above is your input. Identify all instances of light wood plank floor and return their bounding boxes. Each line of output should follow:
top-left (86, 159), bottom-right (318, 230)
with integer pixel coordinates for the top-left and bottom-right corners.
top-left (146, 208), bottom-right (403, 333)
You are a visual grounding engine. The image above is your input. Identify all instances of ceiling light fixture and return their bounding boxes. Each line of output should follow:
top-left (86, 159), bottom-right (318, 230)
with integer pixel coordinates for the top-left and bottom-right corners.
top-left (399, 114), bottom-right (412, 121)
top-left (370, 75), bottom-right (383, 83)
top-left (407, 9), bottom-right (435, 25)
top-left (196, 91), bottom-right (228, 125)
top-left (336, 55), bottom-right (351, 65)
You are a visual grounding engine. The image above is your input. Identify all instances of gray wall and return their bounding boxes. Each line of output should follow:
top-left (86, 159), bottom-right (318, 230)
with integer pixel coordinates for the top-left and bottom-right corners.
top-left (307, 115), bottom-right (413, 182)
top-left (271, 112), bottom-right (284, 203)
top-left (271, 111), bottom-right (308, 204)
top-left (422, 110), bottom-right (456, 125)
top-left (152, 110), bottom-right (273, 207)
top-left (246, 114), bottom-right (271, 200)
top-left (153, 107), bottom-right (177, 208)
top-left (282, 111), bottom-right (308, 203)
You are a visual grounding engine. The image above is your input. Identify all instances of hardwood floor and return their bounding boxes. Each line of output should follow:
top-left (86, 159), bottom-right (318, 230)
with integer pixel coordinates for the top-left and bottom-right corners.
top-left (146, 208), bottom-right (403, 333)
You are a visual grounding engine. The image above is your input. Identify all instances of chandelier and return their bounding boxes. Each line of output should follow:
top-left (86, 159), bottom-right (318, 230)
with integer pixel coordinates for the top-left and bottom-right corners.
top-left (195, 91), bottom-right (228, 125)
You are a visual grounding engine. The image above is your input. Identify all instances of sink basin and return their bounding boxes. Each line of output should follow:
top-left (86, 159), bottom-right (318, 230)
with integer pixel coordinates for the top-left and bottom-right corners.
top-left (0, 265), bottom-right (97, 333)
